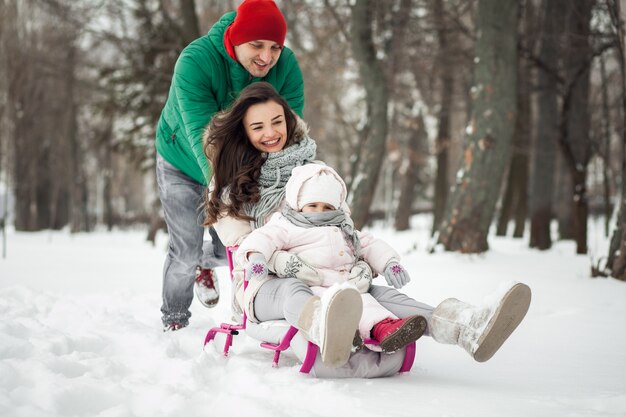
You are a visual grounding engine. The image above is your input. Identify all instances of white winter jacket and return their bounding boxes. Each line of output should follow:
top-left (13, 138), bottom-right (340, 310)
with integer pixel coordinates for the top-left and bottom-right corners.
top-left (236, 213), bottom-right (398, 287)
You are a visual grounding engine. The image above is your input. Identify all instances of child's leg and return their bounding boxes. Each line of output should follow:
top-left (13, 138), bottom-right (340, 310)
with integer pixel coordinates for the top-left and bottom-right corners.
top-left (359, 293), bottom-right (397, 340)
top-left (363, 293), bottom-right (427, 352)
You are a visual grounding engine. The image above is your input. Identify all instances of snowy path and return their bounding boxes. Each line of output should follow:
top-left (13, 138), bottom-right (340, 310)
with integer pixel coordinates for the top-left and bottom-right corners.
top-left (1, 223), bottom-right (625, 417)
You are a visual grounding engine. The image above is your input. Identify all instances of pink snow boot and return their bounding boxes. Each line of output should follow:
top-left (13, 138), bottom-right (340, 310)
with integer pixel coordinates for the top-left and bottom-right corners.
top-left (371, 315), bottom-right (427, 352)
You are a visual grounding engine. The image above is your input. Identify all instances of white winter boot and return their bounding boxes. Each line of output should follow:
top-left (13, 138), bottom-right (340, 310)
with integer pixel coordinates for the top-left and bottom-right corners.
top-left (429, 282), bottom-right (531, 362)
top-left (297, 286), bottom-right (363, 368)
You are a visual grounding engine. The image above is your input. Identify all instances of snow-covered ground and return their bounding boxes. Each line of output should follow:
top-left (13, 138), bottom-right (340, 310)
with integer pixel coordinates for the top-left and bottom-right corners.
top-left (1, 217), bottom-right (625, 417)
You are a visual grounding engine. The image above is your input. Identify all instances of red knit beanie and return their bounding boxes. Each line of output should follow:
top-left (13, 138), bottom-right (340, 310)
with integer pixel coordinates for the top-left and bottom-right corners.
top-left (229, 0), bottom-right (287, 47)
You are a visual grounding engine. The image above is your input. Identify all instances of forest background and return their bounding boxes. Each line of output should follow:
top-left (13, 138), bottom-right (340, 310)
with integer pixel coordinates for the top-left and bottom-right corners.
top-left (0, 0), bottom-right (624, 278)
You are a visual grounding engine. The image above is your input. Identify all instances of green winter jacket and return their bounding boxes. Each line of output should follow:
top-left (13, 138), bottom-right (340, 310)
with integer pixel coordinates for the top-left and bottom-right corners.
top-left (155, 11), bottom-right (304, 186)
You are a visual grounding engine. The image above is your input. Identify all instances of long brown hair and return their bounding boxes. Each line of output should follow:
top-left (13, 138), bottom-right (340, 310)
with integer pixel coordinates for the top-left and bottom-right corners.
top-left (203, 82), bottom-right (299, 225)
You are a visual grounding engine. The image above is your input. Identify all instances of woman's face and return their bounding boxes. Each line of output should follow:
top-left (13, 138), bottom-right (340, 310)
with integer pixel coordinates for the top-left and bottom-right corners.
top-left (244, 100), bottom-right (288, 153)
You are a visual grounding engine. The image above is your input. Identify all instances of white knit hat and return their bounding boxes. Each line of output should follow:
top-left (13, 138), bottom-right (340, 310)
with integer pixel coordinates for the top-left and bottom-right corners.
top-left (297, 171), bottom-right (344, 210)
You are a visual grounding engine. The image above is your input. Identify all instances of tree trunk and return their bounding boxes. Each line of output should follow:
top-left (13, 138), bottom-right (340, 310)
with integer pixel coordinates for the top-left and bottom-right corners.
top-left (599, 54), bottom-right (613, 237)
top-left (180, 0), bottom-right (200, 44)
top-left (555, 150), bottom-right (575, 239)
top-left (431, 0), bottom-right (453, 236)
top-left (608, 198), bottom-right (626, 280)
top-left (0, 0), bottom-right (10, 254)
top-left (606, 0), bottom-right (625, 279)
top-left (497, 37), bottom-right (531, 238)
top-left (529, 0), bottom-right (565, 250)
top-left (67, 44), bottom-right (88, 233)
top-left (395, 113), bottom-right (427, 231)
top-left (103, 143), bottom-right (114, 231)
top-left (437, 0), bottom-right (519, 253)
top-left (349, 0), bottom-right (389, 229)
top-left (13, 74), bottom-right (46, 231)
top-left (558, 0), bottom-right (594, 254)
top-left (497, 148), bottom-right (529, 238)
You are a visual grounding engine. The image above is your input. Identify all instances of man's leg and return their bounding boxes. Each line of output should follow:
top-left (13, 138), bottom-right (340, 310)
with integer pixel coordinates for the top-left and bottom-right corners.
top-left (200, 227), bottom-right (228, 269)
top-left (156, 154), bottom-right (205, 329)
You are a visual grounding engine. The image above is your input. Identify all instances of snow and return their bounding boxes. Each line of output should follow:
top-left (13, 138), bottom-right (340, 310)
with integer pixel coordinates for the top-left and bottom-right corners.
top-left (1, 218), bottom-right (625, 417)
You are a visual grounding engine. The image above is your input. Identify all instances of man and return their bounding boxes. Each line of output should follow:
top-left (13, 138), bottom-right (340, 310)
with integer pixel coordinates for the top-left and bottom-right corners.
top-left (156, 0), bottom-right (304, 331)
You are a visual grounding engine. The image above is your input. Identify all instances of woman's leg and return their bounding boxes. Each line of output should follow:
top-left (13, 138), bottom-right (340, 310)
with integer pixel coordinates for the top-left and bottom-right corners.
top-left (156, 154), bottom-right (205, 328)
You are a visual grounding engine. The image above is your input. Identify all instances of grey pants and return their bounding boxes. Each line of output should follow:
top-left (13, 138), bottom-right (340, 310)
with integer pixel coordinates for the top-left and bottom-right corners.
top-left (156, 154), bottom-right (226, 326)
top-left (253, 279), bottom-right (434, 334)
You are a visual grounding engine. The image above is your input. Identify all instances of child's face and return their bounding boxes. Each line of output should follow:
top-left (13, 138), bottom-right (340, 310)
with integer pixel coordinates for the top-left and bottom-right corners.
top-left (300, 202), bottom-right (336, 213)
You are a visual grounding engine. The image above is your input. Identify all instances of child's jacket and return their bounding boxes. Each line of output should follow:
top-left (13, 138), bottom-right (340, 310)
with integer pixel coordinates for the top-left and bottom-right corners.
top-left (238, 212), bottom-right (398, 286)
top-left (237, 164), bottom-right (399, 287)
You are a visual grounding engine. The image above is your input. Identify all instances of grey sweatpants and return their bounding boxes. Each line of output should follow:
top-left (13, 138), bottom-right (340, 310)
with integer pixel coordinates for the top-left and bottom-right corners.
top-left (253, 279), bottom-right (434, 334)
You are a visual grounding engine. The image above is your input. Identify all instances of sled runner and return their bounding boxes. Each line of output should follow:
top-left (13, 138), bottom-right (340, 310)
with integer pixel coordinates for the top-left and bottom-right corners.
top-left (203, 247), bottom-right (416, 377)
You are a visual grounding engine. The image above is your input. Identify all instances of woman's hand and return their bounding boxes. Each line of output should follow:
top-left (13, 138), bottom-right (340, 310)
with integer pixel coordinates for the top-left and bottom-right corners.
top-left (383, 261), bottom-right (411, 289)
top-left (244, 252), bottom-right (269, 281)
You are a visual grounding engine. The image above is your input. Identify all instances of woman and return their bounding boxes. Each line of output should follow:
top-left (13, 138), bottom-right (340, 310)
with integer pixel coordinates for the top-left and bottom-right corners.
top-left (203, 82), bottom-right (531, 370)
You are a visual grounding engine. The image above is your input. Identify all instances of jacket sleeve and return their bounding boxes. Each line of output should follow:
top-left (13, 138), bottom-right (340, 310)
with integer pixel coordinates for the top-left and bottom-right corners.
top-left (213, 214), bottom-right (252, 248)
top-left (235, 215), bottom-right (291, 266)
top-left (358, 231), bottom-right (400, 275)
top-left (172, 52), bottom-right (217, 183)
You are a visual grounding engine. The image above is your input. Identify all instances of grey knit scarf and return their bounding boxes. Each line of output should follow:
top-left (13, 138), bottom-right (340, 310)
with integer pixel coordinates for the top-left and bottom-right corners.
top-left (244, 136), bottom-right (317, 229)
top-left (281, 206), bottom-right (362, 262)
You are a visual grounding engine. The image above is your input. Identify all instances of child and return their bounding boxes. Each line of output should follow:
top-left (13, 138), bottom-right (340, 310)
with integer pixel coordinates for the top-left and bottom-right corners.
top-left (236, 163), bottom-right (427, 353)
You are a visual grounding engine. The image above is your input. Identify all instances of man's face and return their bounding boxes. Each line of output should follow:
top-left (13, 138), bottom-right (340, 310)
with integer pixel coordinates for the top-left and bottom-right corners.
top-left (234, 40), bottom-right (282, 78)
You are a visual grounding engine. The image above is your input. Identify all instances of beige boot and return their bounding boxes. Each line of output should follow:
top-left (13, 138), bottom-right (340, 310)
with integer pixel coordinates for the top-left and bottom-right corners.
top-left (429, 282), bottom-right (531, 362)
top-left (297, 287), bottom-right (363, 368)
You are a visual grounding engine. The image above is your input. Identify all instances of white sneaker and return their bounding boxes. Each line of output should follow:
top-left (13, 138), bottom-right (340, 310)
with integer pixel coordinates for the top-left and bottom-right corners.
top-left (194, 267), bottom-right (220, 308)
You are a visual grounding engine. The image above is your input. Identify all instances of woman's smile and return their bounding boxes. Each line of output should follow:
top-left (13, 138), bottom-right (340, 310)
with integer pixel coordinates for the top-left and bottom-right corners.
top-left (261, 137), bottom-right (280, 147)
